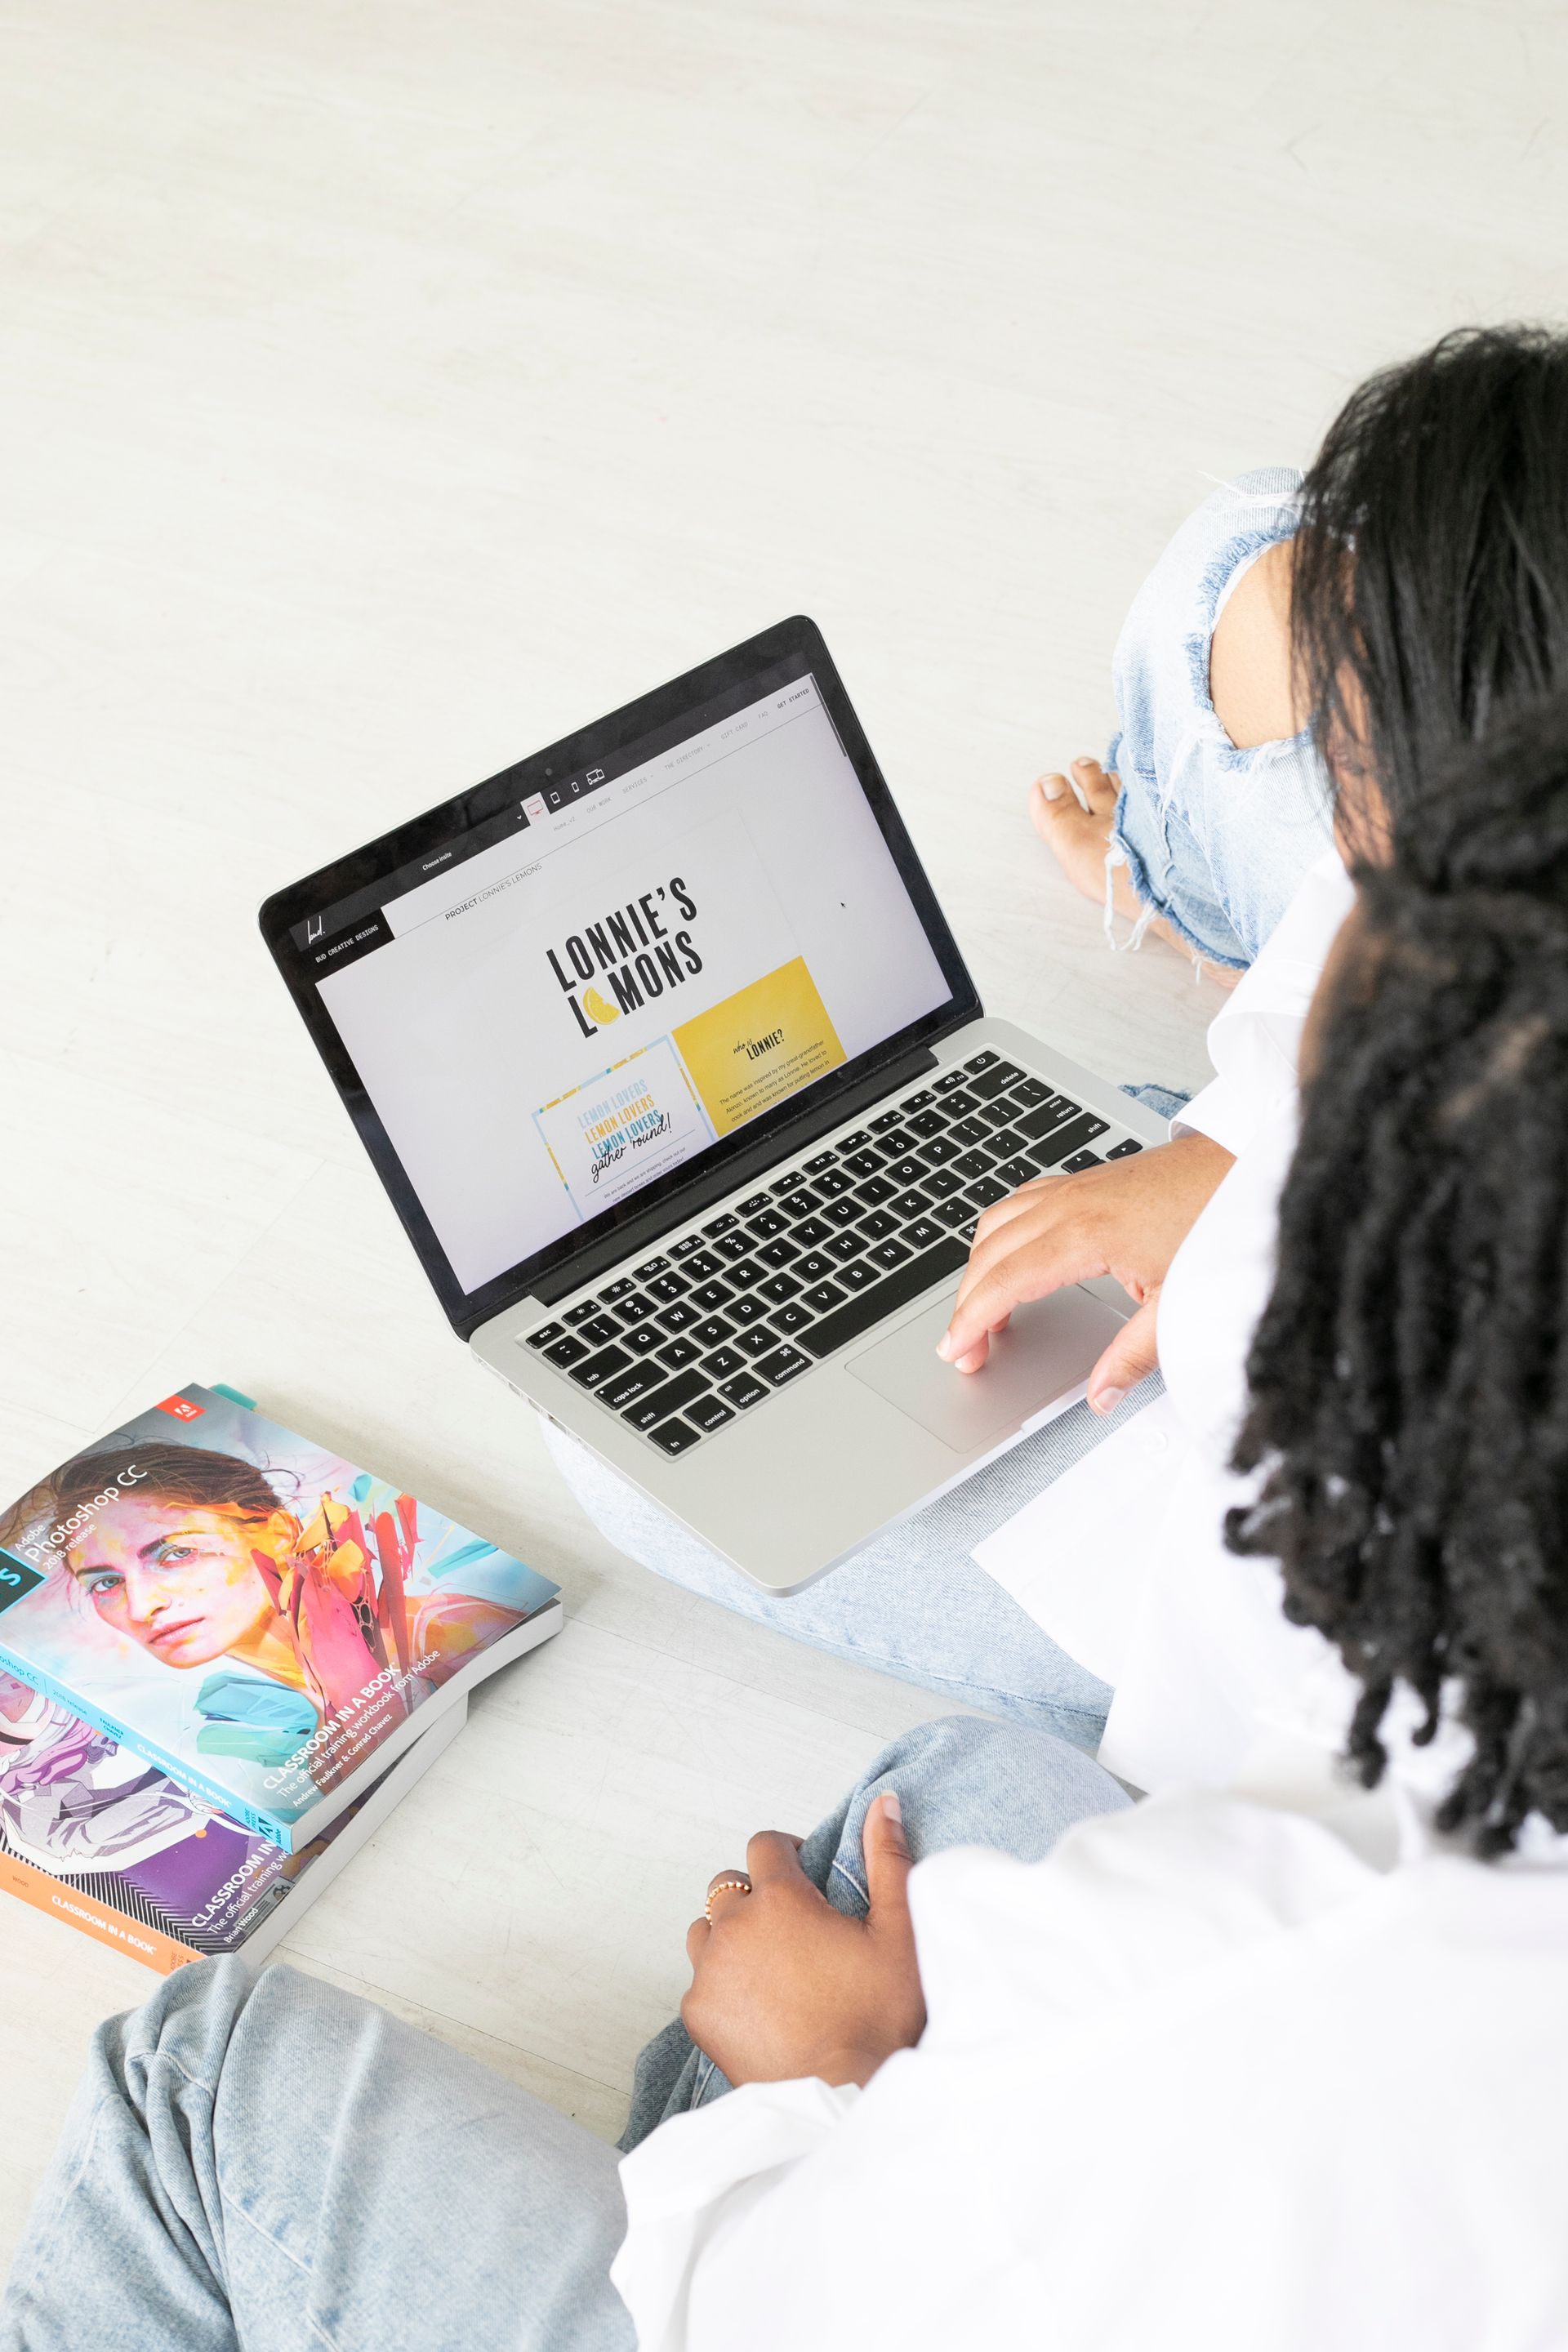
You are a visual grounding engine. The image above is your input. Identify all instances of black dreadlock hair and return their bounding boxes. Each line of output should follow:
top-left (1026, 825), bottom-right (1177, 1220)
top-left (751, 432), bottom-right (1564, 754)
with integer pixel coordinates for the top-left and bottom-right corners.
top-left (1227, 696), bottom-right (1568, 1855)
top-left (1293, 323), bottom-right (1568, 852)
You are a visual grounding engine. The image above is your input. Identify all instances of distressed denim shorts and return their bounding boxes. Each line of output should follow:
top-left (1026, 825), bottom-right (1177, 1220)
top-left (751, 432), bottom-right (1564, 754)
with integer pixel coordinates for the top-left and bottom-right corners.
top-left (1106, 466), bottom-right (1334, 969)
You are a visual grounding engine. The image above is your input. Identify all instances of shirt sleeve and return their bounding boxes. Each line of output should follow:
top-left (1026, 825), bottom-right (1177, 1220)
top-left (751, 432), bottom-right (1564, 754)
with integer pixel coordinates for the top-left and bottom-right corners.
top-left (1174, 849), bottom-right (1355, 1158)
top-left (611, 2075), bottom-right (860, 2350)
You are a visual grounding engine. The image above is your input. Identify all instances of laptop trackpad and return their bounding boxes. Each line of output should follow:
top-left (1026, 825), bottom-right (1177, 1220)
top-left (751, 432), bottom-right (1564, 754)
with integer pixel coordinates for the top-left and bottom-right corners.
top-left (846, 1285), bottom-right (1128, 1454)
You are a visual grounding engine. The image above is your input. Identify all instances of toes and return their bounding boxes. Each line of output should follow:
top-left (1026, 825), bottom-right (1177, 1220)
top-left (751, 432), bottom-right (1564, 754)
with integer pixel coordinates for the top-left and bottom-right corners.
top-left (1071, 757), bottom-right (1121, 815)
top-left (1030, 773), bottom-right (1081, 837)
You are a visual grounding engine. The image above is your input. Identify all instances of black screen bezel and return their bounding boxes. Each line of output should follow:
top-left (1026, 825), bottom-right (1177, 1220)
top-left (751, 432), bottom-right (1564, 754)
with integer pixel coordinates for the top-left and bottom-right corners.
top-left (259, 616), bottom-right (979, 1338)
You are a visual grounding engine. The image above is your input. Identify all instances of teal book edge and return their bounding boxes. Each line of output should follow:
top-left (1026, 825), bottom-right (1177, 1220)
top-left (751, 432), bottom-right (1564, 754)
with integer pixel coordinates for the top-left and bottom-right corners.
top-left (0, 1639), bottom-right (290, 1847)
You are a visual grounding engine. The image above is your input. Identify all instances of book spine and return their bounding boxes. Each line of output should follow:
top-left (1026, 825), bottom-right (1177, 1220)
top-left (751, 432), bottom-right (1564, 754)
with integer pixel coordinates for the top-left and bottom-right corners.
top-left (0, 1646), bottom-right (292, 1851)
top-left (0, 1848), bottom-right (194, 1976)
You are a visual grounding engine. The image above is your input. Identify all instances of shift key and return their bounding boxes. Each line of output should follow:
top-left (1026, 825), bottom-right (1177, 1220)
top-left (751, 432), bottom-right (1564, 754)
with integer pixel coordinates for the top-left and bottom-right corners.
top-left (1025, 1111), bottom-right (1108, 1165)
top-left (622, 1368), bottom-right (710, 1431)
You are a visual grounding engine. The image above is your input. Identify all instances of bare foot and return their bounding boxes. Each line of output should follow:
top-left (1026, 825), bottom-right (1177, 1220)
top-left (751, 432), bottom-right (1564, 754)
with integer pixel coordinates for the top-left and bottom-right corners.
top-left (1028, 755), bottom-right (1239, 984)
top-left (1029, 756), bottom-right (1145, 922)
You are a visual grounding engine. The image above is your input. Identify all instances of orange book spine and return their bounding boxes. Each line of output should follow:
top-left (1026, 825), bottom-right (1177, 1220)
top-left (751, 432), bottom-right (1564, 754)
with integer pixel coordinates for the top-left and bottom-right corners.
top-left (0, 1847), bottom-right (196, 1976)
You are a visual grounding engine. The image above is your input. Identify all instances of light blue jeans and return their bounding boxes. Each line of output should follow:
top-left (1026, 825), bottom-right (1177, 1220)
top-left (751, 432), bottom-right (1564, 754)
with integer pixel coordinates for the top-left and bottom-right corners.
top-left (1107, 465), bottom-right (1334, 969)
top-left (1, 1717), bottom-right (1129, 2351)
top-left (542, 1395), bottom-right (1138, 1748)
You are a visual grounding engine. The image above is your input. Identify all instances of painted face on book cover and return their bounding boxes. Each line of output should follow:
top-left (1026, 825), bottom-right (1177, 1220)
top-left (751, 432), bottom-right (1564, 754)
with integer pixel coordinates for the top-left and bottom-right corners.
top-left (66, 1498), bottom-right (295, 1670)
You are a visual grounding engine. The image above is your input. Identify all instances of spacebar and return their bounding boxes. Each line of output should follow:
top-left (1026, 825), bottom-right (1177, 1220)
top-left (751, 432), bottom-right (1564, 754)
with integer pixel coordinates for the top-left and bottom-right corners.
top-left (802, 1236), bottom-right (970, 1361)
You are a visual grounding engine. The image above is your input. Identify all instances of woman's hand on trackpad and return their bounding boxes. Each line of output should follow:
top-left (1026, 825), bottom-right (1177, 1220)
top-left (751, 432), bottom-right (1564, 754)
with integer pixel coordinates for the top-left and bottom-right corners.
top-left (936, 1132), bottom-right (1234, 1405)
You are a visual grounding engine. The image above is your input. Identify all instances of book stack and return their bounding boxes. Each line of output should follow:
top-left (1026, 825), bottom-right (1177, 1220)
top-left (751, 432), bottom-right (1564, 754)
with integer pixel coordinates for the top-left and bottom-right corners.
top-left (0, 1384), bottom-right (561, 1972)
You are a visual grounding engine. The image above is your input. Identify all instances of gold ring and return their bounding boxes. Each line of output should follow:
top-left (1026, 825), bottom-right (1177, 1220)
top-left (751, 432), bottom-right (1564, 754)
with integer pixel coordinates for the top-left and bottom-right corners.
top-left (705, 1878), bottom-right (752, 1922)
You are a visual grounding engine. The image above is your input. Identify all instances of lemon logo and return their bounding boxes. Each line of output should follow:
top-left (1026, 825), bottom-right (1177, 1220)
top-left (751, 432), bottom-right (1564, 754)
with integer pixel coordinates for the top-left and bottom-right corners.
top-left (582, 986), bottom-right (621, 1026)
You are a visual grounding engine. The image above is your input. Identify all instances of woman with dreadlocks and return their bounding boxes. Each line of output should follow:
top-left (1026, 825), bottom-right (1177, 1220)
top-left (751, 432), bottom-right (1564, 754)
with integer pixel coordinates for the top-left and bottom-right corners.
top-left (539, 324), bottom-right (1568, 1765)
top-left (1224, 695), bottom-right (1568, 1851)
top-left (8, 710), bottom-right (1568, 2352)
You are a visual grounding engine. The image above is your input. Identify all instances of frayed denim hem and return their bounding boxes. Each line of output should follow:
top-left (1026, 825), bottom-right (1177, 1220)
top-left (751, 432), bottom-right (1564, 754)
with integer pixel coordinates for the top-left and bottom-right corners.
top-left (1107, 790), bottom-right (1250, 972)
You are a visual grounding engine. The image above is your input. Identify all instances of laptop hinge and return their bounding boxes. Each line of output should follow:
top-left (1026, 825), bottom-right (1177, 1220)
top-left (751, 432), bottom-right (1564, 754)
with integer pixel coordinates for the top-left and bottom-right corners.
top-left (531, 1044), bottom-right (940, 1307)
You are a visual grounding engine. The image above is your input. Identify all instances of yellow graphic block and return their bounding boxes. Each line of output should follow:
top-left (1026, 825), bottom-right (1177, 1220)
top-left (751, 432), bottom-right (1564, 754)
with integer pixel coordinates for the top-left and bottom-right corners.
top-left (673, 959), bottom-right (846, 1137)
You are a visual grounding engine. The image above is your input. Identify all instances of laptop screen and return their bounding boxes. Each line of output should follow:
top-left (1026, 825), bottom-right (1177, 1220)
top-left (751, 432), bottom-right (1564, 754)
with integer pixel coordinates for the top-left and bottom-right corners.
top-left (266, 632), bottom-right (967, 1322)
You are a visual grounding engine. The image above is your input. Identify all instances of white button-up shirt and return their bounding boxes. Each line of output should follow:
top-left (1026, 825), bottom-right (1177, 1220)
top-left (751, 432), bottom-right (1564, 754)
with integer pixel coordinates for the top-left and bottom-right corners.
top-left (611, 849), bottom-right (1568, 2350)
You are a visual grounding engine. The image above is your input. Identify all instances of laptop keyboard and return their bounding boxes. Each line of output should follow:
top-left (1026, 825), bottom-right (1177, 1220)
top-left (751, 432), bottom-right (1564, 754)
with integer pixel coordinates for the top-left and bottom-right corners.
top-left (521, 1049), bottom-right (1143, 1460)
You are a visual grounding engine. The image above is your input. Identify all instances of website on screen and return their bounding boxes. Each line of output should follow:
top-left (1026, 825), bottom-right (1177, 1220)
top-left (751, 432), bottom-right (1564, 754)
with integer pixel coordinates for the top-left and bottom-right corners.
top-left (314, 674), bottom-right (951, 1294)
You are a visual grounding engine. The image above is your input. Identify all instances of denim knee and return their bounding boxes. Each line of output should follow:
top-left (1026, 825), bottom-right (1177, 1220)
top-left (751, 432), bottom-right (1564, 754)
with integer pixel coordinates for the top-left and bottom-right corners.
top-left (96, 1955), bottom-right (258, 2115)
top-left (843, 1713), bottom-right (1131, 1891)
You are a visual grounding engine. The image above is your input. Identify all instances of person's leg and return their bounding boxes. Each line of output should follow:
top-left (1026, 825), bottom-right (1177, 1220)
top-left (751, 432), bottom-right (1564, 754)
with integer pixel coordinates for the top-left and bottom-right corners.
top-left (1033, 467), bottom-right (1334, 973)
top-left (1, 1958), bottom-right (634, 2352)
top-left (621, 1711), bottom-right (1130, 2145)
top-left (542, 1387), bottom-right (1166, 1748)
top-left (1028, 754), bottom-right (1250, 975)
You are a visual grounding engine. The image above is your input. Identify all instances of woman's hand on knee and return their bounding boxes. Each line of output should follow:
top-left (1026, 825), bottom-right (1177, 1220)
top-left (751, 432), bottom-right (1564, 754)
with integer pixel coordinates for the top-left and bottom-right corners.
top-left (681, 1794), bottom-right (925, 2090)
top-left (937, 1133), bottom-right (1234, 1389)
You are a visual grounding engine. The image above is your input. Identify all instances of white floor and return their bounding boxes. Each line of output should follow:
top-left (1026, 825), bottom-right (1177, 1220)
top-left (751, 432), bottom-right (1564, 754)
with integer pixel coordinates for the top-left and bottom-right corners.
top-left (3, 0), bottom-right (1566, 2277)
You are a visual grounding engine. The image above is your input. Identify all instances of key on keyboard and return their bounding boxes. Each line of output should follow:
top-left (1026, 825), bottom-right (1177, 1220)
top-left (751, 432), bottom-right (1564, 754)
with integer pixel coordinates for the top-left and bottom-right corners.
top-left (649, 1418), bottom-right (701, 1455)
top-left (1029, 1112), bottom-right (1109, 1164)
top-left (687, 1394), bottom-right (734, 1433)
top-left (621, 1367), bottom-right (709, 1429)
top-left (800, 1236), bottom-right (969, 1360)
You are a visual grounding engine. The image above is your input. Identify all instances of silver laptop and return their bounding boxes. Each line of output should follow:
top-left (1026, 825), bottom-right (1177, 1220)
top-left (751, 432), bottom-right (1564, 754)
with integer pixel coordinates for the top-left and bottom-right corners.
top-left (262, 619), bottom-right (1163, 1592)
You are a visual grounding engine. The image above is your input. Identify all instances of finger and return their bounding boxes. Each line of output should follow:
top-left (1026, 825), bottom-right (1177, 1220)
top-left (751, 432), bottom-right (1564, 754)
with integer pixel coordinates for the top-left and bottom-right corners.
top-left (948, 1216), bottom-right (1036, 1324)
top-left (746, 1829), bottom-right (812, 1886)
top-left (951, 1189), bottom-right (1105, 1321)
top-left (941, 1240), bottom-right (1090, 1367)
top-left (1086, 1294), bottom-right (1160, 1415)
top-left (862, 1790), bottom-right (914, 1925)
top-left (971, 1178), bottom-right (1058, 1250)
top-left (704, 1869), bottom-right (753, 1922)
top-left (942, 1260), bottom-right (1027, 1373)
